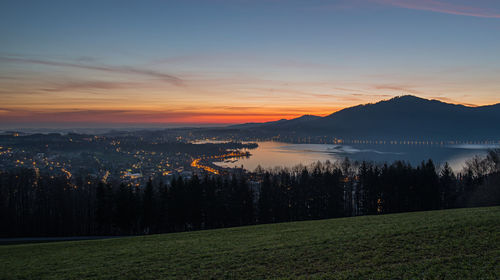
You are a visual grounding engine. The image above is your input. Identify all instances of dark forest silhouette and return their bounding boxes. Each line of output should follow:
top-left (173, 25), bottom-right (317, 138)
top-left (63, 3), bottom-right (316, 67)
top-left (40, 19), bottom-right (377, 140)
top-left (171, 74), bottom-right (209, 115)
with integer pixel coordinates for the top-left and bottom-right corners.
top-left (1, 150), bottom-right (499, 237)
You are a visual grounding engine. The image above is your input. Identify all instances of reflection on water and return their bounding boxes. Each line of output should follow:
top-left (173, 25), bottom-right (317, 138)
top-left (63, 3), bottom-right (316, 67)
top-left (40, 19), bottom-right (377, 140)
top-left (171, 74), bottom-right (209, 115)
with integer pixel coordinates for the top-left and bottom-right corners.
top-left (214, 141), bottom-right (498, 172)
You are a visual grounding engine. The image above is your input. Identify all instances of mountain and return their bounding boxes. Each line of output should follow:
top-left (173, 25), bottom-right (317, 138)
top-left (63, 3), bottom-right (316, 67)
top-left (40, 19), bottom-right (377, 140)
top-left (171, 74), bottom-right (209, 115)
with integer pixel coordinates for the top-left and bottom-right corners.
top-left (228, 115), bottom-right (321, 130)
top-left (233, 96), bottom-right (500, 141)
top-left (229, 119), bottom-right (289, 129)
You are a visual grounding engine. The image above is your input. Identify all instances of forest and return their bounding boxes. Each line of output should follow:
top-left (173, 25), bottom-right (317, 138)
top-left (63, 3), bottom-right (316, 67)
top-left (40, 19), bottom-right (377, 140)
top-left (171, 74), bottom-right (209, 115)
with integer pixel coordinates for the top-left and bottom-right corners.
top-left (1, 150), bottom-right (499, 237)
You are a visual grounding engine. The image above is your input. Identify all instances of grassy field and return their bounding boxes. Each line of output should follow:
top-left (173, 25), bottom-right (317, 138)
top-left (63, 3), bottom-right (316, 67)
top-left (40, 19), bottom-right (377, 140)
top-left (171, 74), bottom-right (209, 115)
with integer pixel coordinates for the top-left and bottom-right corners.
top-left (1, 207), bottom-right (499, 279)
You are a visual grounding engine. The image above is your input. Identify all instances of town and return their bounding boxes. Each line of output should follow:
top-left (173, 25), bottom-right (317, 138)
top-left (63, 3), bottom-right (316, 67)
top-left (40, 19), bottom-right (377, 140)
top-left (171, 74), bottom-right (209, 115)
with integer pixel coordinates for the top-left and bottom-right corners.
top-left (0, 131), bottom-right (257, 187)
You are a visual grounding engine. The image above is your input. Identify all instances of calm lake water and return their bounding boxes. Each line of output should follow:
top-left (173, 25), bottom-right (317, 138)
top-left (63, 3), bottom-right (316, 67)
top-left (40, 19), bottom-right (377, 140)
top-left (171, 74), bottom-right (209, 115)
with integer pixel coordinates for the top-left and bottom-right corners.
top-left (213, 141), bottom-right (499, 172)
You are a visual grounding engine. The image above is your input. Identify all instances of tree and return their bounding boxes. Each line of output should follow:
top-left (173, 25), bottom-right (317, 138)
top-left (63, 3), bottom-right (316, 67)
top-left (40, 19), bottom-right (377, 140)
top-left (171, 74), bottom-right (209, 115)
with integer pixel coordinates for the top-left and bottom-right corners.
top-left (142, 179), bottom-right (156, 233)
top-left (157, 181), bottom-right (169, 232)
top-left (258, 172), bottom-right (273, 223)
top-left (439, 163), bottom-right (456, 209)
top-left (95, 182), bottom-right (113, 234)
top-left (114, 183), bottom-right (136, 234)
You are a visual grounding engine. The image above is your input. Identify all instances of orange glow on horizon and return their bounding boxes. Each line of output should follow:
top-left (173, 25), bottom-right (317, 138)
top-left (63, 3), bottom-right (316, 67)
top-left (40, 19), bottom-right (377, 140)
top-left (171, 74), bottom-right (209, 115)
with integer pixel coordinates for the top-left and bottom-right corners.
top-left (0, 112), bottom-right (334, 125)
top-left (2, 96), bottom-right (498, 126)
top-left (0, 77), bottom-right (497, 126)
top-left (0, 105), bottom-right (338, 125)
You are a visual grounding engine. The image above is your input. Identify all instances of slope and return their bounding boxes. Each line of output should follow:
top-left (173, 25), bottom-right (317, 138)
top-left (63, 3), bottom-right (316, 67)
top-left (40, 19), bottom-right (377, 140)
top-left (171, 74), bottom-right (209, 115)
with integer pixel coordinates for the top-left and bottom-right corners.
top-left (1, 206), bottom-right (499, 279)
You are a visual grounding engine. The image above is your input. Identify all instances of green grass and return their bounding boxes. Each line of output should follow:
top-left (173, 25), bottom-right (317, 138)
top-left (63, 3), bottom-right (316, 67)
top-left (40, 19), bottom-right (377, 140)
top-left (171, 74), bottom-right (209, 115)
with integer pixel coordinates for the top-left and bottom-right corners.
top-left (1, 207), bottom-right (499, 279)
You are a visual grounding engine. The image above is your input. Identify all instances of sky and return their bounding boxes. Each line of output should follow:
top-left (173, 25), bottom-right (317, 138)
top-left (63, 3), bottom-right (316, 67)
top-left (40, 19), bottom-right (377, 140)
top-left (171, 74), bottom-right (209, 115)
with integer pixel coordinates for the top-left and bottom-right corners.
top-left (1, 0), bottom-right (500, 128)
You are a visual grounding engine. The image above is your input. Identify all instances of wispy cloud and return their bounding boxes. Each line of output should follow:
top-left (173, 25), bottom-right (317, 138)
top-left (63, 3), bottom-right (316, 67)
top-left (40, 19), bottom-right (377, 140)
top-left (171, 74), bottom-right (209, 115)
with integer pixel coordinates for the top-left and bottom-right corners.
top-left (372, 0), bottom-right (500, 18)
top-left (430, 96), bottom-right (478, 107)
top-left (0, 56), bottom-right (183, 86)
top-left (0, 107), bottom-right (308, 124)
top-left (373, 84), bottom-right (422, 95)
top-left (40, 81), bottom-right (141, 92)
top-left (154, 53), bottom-right (332, 70)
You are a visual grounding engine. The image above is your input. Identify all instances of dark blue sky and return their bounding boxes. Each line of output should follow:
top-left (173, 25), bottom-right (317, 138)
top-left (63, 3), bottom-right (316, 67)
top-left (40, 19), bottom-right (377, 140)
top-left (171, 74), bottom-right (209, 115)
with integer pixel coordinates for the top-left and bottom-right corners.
top-left (1, 0), bottom-right (499, 126)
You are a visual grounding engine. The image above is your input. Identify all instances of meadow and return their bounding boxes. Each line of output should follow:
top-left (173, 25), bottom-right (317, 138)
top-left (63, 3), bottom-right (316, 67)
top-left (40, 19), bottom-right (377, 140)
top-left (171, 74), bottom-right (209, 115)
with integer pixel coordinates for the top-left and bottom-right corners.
top-left (1, 206), bottom-right (499, 279)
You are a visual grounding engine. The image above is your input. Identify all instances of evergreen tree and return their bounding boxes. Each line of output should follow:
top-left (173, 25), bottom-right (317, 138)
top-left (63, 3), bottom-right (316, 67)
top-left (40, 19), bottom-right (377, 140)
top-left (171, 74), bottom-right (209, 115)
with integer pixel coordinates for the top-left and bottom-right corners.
top-left (440, 163), bottom-right (456, 209)
top-left (258, 172), bottom-right (273, 223)
top-left (142, 179), bottom-right (156, 233)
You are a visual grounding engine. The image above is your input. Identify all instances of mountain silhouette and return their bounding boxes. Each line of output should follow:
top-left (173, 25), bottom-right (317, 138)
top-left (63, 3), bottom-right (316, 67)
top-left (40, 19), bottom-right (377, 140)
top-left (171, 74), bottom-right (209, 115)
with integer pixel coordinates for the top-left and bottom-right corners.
top-left (232, 95), bottom-right (500, 141)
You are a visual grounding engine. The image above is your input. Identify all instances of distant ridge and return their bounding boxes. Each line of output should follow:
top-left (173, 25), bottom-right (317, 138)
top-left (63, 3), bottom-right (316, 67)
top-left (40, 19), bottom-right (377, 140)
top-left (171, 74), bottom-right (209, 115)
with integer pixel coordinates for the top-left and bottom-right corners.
top-left (229, 95), bottom-right (500, 141)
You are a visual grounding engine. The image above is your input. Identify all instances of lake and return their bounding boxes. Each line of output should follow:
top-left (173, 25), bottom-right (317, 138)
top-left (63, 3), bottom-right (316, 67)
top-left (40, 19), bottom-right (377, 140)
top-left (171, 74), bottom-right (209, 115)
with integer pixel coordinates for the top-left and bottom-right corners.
top-left (213, 141), bottom-right (499, 172)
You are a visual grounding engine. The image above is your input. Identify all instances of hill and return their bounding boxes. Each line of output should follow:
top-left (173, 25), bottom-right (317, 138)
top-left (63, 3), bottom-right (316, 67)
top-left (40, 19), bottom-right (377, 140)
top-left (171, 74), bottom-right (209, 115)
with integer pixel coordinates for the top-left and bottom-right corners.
top-left (233, 95), bottom-right (500, 141)
top-left (229, 115), bottom-right (321, 130)
top-left (1, 206), bottom-right (499, 279)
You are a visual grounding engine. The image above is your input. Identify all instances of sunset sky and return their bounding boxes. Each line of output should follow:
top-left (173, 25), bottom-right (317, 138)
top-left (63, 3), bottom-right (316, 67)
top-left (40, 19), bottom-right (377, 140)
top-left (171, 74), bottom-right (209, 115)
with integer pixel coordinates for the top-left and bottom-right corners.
top-left (1, 0), bottom-right (500, 128)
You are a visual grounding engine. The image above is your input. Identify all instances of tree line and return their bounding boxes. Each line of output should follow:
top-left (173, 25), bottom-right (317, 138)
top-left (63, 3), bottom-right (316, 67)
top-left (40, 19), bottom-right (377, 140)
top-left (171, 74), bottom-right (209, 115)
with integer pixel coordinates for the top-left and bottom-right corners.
top-left (1, 150), bottom-right (499, 237)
